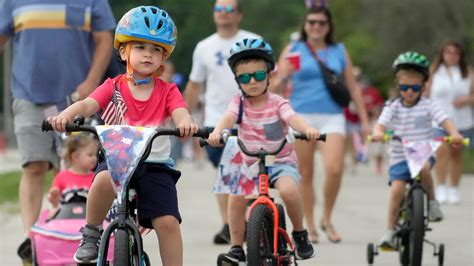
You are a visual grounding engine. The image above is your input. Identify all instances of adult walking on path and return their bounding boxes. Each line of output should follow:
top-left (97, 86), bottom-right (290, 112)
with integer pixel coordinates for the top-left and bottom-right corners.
top-left (271, 5), bottom-right (369, 244)
top-left (184, 0), bottom-right (260, 244)
top-left (0, 0), bottom-right (115, 262)
top-left (425, 40), bottom-right (474, 204)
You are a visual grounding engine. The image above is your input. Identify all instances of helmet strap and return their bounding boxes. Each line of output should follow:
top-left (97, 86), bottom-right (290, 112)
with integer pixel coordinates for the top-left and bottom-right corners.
top-left (123, 43), bottom-right (165, 85)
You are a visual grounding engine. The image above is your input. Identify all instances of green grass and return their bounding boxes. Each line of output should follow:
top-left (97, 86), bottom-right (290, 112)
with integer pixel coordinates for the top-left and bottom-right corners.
top-left (463, 148), bottom-right (474, 174)
top-left (0, 171), bottom-right (54, 204)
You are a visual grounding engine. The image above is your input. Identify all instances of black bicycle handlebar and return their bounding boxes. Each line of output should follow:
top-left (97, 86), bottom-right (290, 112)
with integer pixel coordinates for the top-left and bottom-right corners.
top-left (42, 120), bottom-right (210, 139)
top-left (199, 130), bottom-right (326, 158)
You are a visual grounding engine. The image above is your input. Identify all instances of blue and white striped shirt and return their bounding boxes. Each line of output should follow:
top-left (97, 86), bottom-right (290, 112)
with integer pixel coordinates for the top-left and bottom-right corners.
top-left (377, 97), bottom-right (448, 166)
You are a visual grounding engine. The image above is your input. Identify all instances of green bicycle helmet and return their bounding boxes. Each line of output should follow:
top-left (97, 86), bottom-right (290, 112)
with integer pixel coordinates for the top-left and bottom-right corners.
top-left (392, 51), bottom-right (430, 80)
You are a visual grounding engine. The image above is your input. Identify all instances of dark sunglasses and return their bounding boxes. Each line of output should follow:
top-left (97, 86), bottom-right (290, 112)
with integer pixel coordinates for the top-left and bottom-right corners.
top-left (306, 19), bottom-right (328, 26)
top-left (236, 70), bottom-right (268, 84)
top-left (214, 5), bottom-right (236, 14)
top-left (399, 84), bottom-right (423, 92)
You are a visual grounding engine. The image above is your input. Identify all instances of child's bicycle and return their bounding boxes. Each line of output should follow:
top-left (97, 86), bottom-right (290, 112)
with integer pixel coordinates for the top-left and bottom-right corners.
top-left (202, 130), bottom-right (325, 266)
top-left (43, 119), bottom-right (209, 266)
top-left (366, 133), bottom-right (469, 266)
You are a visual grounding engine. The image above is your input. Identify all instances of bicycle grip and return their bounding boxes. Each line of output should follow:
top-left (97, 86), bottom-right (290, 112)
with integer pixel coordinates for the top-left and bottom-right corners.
top-left (295, 133), bottom-right (326, 142)
top-left (42, 120), bottom-right (82, 133)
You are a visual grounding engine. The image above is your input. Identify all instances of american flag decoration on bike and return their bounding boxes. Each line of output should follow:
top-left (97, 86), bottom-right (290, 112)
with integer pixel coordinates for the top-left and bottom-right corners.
top-left (100, 82), bottom-right (127, 125)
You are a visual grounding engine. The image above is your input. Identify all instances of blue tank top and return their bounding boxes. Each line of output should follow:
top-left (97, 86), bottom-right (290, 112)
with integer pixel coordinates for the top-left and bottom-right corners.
top-left (289, 41), bottom-right (346, 114)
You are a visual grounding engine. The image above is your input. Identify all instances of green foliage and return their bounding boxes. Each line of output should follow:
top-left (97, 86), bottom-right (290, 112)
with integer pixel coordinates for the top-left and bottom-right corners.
top-left (0, 171), bottom-right (54, 204)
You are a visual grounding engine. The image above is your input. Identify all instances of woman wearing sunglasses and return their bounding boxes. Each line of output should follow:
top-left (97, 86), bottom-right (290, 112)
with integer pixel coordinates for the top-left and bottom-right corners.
top-left (271, 5), bottom-right (370, 243)
top-left (425, 40), bottom-right (474, 205)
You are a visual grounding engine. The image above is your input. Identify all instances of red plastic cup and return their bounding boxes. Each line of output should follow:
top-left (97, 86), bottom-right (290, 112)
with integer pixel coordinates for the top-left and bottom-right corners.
top-left (286, 52), bottom-right (301, 71)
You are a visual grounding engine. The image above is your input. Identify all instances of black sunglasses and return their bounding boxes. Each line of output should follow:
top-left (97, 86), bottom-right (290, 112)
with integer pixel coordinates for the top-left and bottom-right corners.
top-left (399, 84), bottom-right (423, 92)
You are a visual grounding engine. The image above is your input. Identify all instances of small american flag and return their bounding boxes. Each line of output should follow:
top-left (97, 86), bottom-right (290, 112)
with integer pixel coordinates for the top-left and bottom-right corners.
top-left (100, 82), bottom-right (127, 125)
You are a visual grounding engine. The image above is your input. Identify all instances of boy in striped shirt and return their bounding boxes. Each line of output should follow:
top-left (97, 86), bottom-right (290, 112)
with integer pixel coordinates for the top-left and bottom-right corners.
top-left (371, 52), bottom-right (463, 249)
top-left (207, 38), bottom-right (320, 264)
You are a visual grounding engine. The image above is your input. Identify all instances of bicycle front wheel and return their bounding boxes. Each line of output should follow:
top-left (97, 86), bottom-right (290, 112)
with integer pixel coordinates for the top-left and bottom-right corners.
top-left (114, 229), bottom-right (131, 266)
top-left (409, 188), bottom-right (425, 266)
top-left (246, 204), bottom-right (274, 265)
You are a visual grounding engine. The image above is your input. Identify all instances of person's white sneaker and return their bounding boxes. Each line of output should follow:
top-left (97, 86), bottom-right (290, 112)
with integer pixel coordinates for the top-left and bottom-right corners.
top-left (447, 187), bottom-right (461, 204)
top-left (436, 185), bottom-right (447, 204)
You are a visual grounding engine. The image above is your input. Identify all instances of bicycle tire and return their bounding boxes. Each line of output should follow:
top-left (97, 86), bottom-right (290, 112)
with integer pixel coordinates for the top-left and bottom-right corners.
top-left (276, 203), bottom-right (291, 265)
top-left (114, 229), bottom-right (131, 266)
top-left (399, 234), bottom-right (410, 266)
top-left (246, 204), bottom-right (274, 265)
top-left (409, 188), bottom-right (425, 266)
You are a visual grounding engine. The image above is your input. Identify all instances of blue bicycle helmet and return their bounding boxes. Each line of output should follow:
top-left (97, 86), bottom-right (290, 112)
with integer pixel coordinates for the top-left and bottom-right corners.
top-left (114, 6), bottom-right (177, 58)
top-left (228, 38), bottom-right (275, 70)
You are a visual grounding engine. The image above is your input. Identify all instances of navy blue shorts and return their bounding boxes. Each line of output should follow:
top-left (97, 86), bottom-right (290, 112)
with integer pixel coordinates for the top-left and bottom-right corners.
top-left (95, 161), bottom-right (182, 229)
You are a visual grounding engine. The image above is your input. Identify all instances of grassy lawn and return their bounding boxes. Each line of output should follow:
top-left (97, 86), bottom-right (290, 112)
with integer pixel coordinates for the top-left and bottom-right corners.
top-left (463, 148), bottom-right (474, 174)
top-left (0, 171), bottom-right (54, 204)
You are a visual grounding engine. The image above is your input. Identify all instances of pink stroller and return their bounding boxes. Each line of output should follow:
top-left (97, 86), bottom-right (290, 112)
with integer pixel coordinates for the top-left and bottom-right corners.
top-left (29, 189), bottom-right (114, 266)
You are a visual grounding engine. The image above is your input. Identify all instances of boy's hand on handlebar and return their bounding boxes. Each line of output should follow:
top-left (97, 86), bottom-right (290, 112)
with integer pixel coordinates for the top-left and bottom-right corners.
top-left (305, 127), bottom-right (321, 141)
top-left (449, 133), bottom-right (464, 147)
top-left (47, 115), bottom-right (72, 132)
top-left (370, 132), bottom-right (385, 142)
top-left (176, 119), bottom-right (198, 137)
top-left (207, 130), bottom-right (223, 147)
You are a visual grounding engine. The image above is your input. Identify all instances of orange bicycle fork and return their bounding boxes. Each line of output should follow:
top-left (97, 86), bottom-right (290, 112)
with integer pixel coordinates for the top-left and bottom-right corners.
top-left (247, 173), bottom-right (295, 259)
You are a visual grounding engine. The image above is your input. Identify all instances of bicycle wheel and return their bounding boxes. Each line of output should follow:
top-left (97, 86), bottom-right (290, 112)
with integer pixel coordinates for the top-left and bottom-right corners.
top-left (114, 229), bottom-right (131, 266)
top-left (367, 243), bottom-right (375, 264)
top-left (399, 234), bottom-right (410, 266)
top-left (246, 204), bottom-right (274, 265)
top-left (408, 188), bottom-right (425, 266)
top-left (276, 204), bottom-right (291, 265)
top-left (438, 244), bottom-right (444, 266)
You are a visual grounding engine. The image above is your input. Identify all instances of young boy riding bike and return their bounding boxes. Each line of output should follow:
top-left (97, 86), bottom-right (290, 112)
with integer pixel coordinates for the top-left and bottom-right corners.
top-left (371, 51), bottom-right (464, 248)
top-left (207, 38), bottom-right (319, 264)
top-left (47, 6), bottom-right (197, 265)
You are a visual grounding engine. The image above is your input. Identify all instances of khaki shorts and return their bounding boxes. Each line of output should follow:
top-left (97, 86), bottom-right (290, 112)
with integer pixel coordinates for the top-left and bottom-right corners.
top-left (12, 98), bottom-right (61, 169)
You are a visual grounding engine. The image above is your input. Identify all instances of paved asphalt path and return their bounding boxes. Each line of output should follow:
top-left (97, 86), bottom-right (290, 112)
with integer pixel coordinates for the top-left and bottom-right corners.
top-left (1, 152), bottom-right (473, 265)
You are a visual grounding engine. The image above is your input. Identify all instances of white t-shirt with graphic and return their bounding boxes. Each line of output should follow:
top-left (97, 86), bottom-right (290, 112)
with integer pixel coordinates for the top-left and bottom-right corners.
top-left (189, 30), bottom-right (260, 127)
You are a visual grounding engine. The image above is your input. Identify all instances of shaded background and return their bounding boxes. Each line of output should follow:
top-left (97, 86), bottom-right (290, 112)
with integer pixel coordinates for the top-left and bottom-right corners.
top-left (1, 0), bottom-right (473, 147)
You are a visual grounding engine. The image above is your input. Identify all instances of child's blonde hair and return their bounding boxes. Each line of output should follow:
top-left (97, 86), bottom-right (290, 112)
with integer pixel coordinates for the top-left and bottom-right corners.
top-left (62, 133), bottom-right (98, 168)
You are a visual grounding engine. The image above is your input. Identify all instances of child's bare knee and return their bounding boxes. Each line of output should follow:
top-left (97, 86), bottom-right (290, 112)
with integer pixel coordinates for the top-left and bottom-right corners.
top-left (153, 215), bottom-right (179, 231)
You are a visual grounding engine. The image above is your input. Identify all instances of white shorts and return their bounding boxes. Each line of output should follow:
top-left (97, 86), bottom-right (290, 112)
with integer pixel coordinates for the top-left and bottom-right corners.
top-left (297, 113), bottom-right (346, 136)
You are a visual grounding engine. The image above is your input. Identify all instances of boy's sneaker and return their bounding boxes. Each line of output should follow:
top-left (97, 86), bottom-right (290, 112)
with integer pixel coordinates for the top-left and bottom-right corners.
top-left (17, 237), bottom-right (32, 263)
top-left (379, 230), bottom-right (396, 250)
top-left (217, 245), bottom-right (246, 265)
top-left (428, 200), bottom-right (444, 222)
top-left (213, 224), bottom-right (231, 244)
top-left (74, 225), bottom-right (101, 263)
top-left (292, 230), bottom-right (315, 260)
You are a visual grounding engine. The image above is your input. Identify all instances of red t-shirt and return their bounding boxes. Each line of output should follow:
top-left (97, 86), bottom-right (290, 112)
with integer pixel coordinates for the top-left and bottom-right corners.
top-left (89, 74), bottom-right (188, 127)
top-left (344, 86), bottom-right (384, 123)
top-left (51, 170), bottom-right (94, 194)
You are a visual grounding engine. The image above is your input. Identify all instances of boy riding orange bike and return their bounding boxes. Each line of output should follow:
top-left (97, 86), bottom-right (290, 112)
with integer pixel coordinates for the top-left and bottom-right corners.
top-left (207, 38), bottom-right (319, 264)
